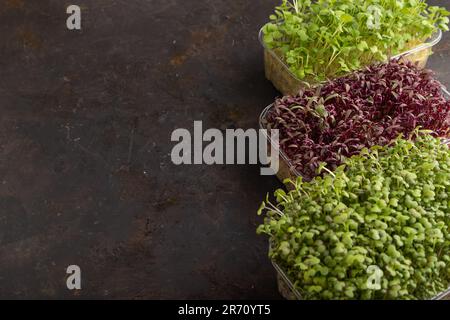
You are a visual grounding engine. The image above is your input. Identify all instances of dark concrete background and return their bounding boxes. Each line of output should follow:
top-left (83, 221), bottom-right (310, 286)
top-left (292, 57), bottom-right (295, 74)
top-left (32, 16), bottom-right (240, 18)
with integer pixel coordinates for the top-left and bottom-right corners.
top-left (0, 0), bottom-right (449, 299)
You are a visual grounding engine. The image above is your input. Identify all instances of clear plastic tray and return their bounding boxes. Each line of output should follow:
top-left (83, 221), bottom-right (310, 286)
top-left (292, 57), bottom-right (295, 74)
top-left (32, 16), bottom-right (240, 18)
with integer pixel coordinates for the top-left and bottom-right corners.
top-left (265, 89), bottom-right (450, 300)
top-left (259, 25), bottom-right (443, 96)
top-left (259, 87), bottom-right (450, 185)
top-left (259, 103), bottom-right (301, 186)
top-left (272, 259), bottom-right (450, 300)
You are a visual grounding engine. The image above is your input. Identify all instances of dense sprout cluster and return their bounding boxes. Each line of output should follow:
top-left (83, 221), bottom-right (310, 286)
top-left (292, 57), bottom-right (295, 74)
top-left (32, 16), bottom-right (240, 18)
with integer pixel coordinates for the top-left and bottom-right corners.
top-left (257, 132), bottom-right (450, 300)
top-left (264, 60), bottom-right (450, 180)
top-left (263, 0), bottom-right (449, 81)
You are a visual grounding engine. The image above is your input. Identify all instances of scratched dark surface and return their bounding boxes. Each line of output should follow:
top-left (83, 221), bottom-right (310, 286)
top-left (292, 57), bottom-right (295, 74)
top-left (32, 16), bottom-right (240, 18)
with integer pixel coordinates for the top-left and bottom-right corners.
top-left (0, 0), bottom-right (449, 299)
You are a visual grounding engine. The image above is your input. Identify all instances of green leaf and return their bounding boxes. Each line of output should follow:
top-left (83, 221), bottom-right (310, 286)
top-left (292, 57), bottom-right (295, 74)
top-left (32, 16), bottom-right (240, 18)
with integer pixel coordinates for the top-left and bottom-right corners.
top-left (340, 13), bottom-right (354, 24)
top-left (299, 29), bottom-right (309, 41)
top-left (257, 201), bottom-right (265, 216)
top-left (357, 41), bottom-right (368, 51)
top-left (315, 104), bottom-right (328, 117)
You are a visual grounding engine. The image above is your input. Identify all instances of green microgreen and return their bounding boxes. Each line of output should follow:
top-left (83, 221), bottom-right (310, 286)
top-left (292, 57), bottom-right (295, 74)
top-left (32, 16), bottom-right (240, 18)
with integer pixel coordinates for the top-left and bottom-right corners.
top-left (263, 0), bottom-right (450, 82)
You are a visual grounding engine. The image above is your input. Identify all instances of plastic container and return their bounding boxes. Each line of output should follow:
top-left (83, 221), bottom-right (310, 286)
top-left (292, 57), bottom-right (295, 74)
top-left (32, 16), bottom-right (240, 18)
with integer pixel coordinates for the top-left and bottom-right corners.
top-left (259, 103), bottom-right (301, 185)
top-left (259, 25), bottom-right (443, 96)
top-left (259, 87), bottom-right (450, 185)
top-left (265, 88), bottom-right (450, 300)
top-left (272, 259), bottom-right (450, 300)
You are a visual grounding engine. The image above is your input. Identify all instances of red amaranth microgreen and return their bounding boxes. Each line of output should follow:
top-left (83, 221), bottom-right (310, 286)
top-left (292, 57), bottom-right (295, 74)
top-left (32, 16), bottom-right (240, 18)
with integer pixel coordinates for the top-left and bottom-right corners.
top-left (264, 60), bottom-right (450, 180)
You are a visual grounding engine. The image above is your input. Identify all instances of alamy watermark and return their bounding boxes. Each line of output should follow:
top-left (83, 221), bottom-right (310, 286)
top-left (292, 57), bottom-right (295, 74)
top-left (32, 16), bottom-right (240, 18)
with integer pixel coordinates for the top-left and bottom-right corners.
top-left (170, 121), bottom-right (280, 175)
top-left (366, 265), bottom-right (384, 290)
top-left (66, 265), bottom-right (81, 290)
top-left (67, 5), bottom-right (81, 30)
top-left (367, 5), bottom-right (382, 30)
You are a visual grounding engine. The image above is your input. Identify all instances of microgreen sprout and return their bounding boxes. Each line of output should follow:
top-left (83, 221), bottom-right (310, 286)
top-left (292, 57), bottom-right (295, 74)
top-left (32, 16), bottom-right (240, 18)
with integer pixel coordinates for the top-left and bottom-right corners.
top-left (263, 0), bottom-right (450, 82)
top-left (258, 132), bottom-right (450, 300)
